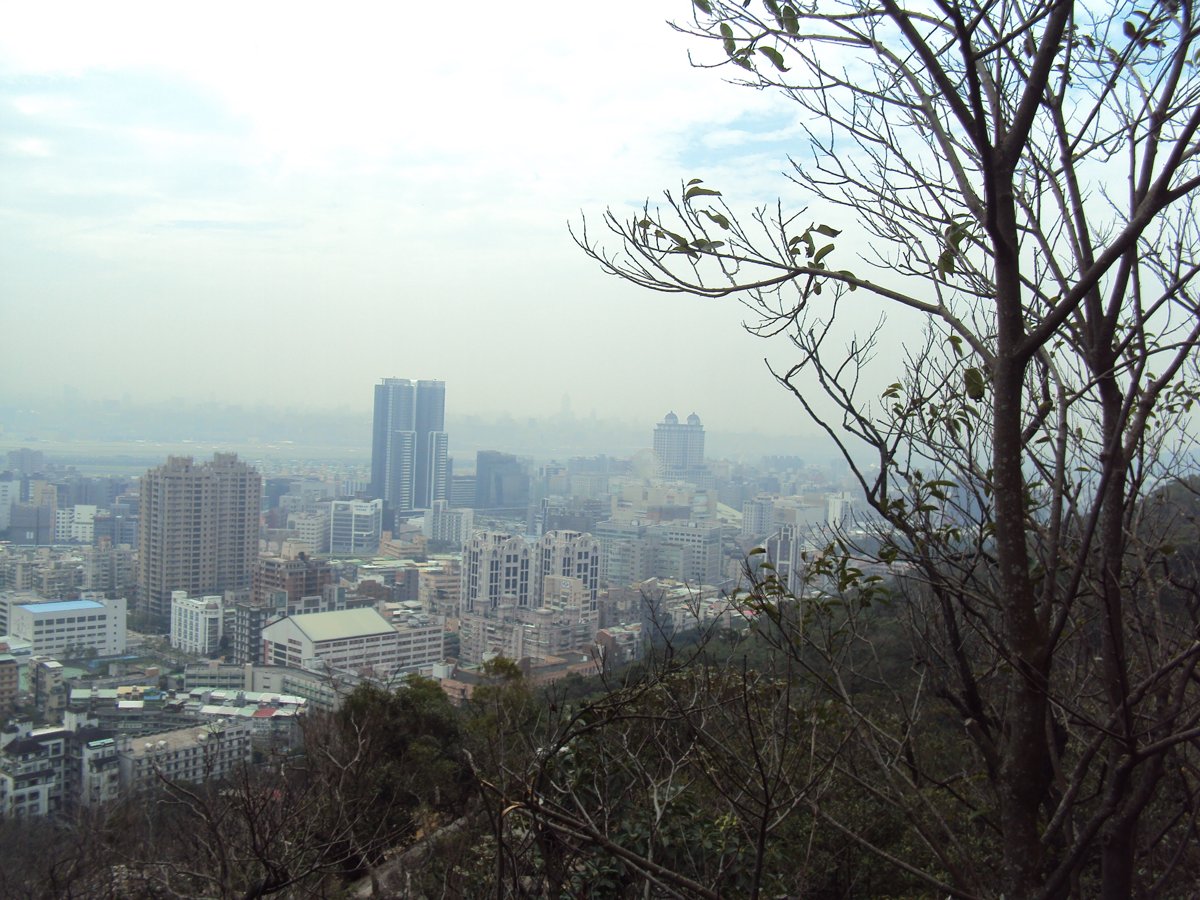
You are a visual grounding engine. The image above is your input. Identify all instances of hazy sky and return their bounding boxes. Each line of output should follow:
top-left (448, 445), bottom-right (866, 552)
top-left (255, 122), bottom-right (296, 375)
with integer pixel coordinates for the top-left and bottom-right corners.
top-left (1, 1), bottom-right (877, 437)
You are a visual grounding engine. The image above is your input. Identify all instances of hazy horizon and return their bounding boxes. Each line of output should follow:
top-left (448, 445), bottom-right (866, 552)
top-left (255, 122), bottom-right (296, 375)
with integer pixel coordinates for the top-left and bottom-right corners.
top-left (0, 0), bottom-right (885, 439)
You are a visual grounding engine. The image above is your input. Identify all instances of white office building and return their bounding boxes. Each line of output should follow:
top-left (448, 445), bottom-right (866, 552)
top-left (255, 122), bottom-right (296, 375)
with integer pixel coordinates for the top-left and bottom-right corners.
top-left (422, 500), bottom-right (474, 547)
top-left (9, 597), bottom-right (127, 657)
top-left (329, 499), bottom-right (383, 555)
top-left (170, 591), bottom-right (224, 656)
top-left (261, 608), bottom-right (403, 676)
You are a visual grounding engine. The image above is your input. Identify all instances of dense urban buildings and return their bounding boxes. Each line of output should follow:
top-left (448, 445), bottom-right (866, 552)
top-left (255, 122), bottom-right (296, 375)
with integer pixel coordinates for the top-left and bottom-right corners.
top-left (370, 377), bottom-right (448, 515)
top-left (138, 454), bottom-right (261, 624)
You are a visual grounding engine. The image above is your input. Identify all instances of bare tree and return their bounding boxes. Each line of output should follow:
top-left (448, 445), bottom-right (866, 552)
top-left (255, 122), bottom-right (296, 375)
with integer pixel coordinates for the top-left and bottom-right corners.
top-left (576, 1), bottom-right (1200, 896)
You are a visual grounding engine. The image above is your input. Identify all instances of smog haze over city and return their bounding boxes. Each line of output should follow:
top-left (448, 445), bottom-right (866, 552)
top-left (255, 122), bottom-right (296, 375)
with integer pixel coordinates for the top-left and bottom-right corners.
top-left (0, 0), bottom-right (870, 461)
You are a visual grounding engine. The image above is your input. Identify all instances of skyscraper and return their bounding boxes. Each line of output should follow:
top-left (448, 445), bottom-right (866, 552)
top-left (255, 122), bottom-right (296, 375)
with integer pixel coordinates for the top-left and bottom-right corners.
top-left (138, 453), bottom-right (261, 625)
top-left (371, 378), bottom-right (448, 514)
top-left (652, 412), bottom-right (706, 481)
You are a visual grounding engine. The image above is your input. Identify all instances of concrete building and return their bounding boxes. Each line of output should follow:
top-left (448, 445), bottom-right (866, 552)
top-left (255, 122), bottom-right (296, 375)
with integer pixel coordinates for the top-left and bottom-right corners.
top-left (647, 521), bottom-right (725, 586)
top-left (32, 658), bottom-right (67, 724)
top-left (741, 494), bottom-right (777, 539)
top-left (534, 530), bottom-right (600, 611)
top-left (253, 554), bottom-right (334, 606)
top-left (371, 377), bottom-right (448, 514)
top-left (79, 545), bottom-right (138, 595)
top-left (423, 500), bottom-right (475, 547)
top-left (53, 504), bottom-right (97, 544)
top-left (595, 519), bottom-right (726, 589)
top-left (329, 499), bottom-right (383, 555)
top-left (286, 510), bottom-right (329, 554)
top-left (75, 733), bottom-right (121, 809)
top-left (461, 532), bottom-right (532, 612)
top-left (138, 454), bottom-right (261, 624)
top-left (169, 592), bottom-right (223, 656)
top-left (227, 584), bottom-right (372, 666)
top-left (261, 608), bottom-right (403, 676)
top-left (381, 610), bottom-right (446, 673)
top-left (417, 558), bottom-right (462, 617)
top-left (118, 722), bottom-right (252, 793)
top-left (826, 492), bottom-right (857, 528)
top-left (653, 412), bottom-right (706, 481)
top-left (9, 503), bottom-right (54, 545)
top-left (0, 654), bottom-right (18, 714)
top-left (10, 597), bottom-right (127, 657)
top-left (0, 477), bottom-right (17, 532)
top-left (0, 727), bottom-right (70, 817)
top-left (763, 522), bottom-right (808, 595)
top-left (456, 532), bottom-right (601, 666)
top-left (474, 451), bottom-right (530, 511)
top-left (595, 623), bottom-right (645, 670)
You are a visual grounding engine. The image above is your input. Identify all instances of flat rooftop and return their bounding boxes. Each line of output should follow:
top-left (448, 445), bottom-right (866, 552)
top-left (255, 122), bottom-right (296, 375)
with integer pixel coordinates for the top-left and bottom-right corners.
top-left (16, 599), bottom-right (105, 614)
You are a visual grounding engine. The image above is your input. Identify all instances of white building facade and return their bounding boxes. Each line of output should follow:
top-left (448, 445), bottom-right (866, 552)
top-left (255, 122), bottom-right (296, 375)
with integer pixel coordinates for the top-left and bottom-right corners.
top-left (10, 597), bottom-right (127, 657)
top-left (460, 532), bottom-right (532, 612)
top-left (260, 608), bottom-right (403, 676)
top-left (329, 499), bottom-right (383, 555)
top-left (422, 500), bottom-right (474, 547)
top-left (170, 591), bottom-right (224, 656)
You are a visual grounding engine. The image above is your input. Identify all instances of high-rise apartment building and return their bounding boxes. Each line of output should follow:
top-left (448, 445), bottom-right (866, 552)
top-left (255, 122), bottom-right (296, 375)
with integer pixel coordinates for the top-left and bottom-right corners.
top-left (534, 530), bottom-right (600, 611)
top-left (138, 454), bottom-right (261, 624)
top-left (652, 412), bottom-right (706, 481)
top-left (460, 532), bottom-right (532, 612)
top-left (370, 378), bottom-right (448, 514)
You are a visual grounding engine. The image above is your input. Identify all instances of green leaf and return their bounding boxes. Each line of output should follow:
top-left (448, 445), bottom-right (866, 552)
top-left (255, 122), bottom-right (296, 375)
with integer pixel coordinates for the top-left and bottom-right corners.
top-left (948, 334), bottom-right (963, 357)
top-left (1124, 19), bottom-right (1138, 38)
top-left (815, 224), bottom-right (841, 237)
top-left (835, 270), bottom-right (857, 290)
top-left (964, 367), bottom-right (987, 401)
top-left (692, 0), bottom-right (712, 13)
top-left (702, 209), bottom-right (731, 230)
top-left (685, 185), bottom-right (723, 200)
top-left (758, 46), bottom-right (789, 72)
top-left (813, 243), bottom-right (834, 264)
top-left (937, 248), bottom-right (956, 276)
top-left (720, 22), bottom-right (736, 56)
top-left (781, 4), bottom-right (799, 35)
top-left (686, 177), bottom-right (703, 186)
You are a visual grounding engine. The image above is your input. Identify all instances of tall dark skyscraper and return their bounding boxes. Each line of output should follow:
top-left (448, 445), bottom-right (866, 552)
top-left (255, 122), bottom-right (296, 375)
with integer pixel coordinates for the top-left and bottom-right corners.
top-left (371, 378), bottom-right (448, 514)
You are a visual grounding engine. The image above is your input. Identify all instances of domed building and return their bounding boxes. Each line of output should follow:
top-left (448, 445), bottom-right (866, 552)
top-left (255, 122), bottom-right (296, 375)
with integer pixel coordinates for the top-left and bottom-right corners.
top-left (652, 411), bottom-right (706, 482)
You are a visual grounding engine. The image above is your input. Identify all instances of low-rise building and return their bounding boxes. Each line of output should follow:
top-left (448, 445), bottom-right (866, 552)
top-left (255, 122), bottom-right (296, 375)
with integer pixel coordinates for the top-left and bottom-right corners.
top-left (261, 608), bottom-right (403, 677)
top-left (0, 726), bottom-right (70, 817)
top-left (9, 597), bottom-right (127, 657)
top-left (118, 722), bottom-right (252, 793)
